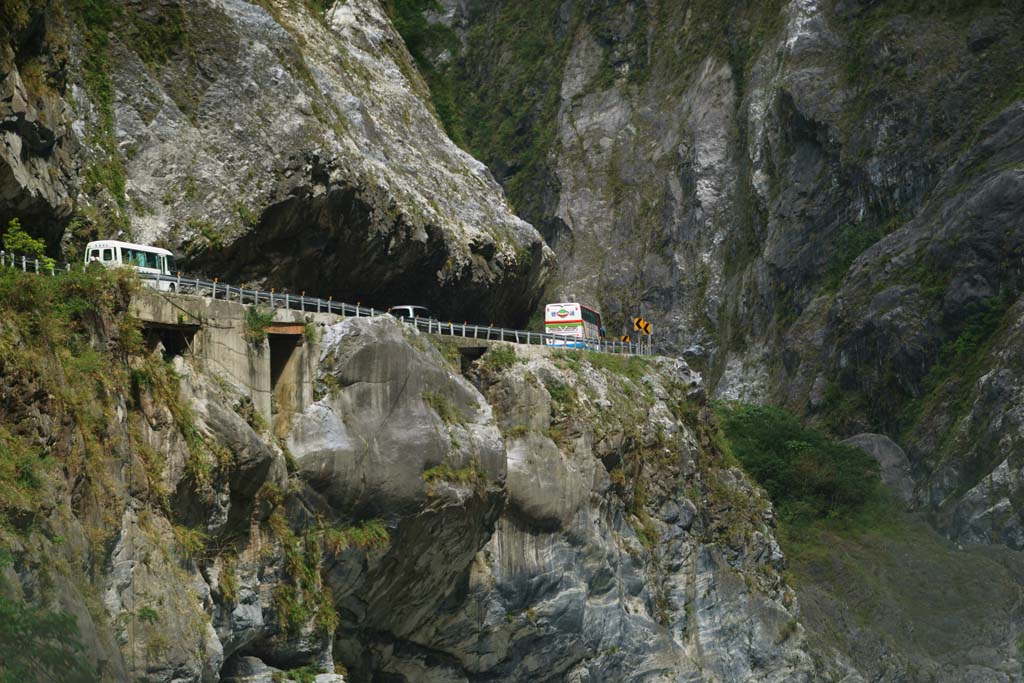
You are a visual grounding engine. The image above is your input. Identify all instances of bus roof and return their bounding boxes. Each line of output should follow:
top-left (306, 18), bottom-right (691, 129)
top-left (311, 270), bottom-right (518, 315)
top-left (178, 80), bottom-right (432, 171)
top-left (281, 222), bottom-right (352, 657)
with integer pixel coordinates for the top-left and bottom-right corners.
top-left (85, 240), bottom-right (173, 256)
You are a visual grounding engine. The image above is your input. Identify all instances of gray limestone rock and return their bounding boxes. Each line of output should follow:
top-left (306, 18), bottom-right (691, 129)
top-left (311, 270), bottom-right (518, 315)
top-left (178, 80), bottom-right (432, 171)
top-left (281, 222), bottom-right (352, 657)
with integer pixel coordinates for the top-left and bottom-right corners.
top-left (843, 433), bottom-right (915, 506)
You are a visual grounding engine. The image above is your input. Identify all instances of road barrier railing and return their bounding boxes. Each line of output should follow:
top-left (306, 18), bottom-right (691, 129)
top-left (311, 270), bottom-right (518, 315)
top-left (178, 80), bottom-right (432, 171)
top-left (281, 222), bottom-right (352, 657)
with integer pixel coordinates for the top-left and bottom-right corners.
top-left (0, 251), bottom-right (653, 355)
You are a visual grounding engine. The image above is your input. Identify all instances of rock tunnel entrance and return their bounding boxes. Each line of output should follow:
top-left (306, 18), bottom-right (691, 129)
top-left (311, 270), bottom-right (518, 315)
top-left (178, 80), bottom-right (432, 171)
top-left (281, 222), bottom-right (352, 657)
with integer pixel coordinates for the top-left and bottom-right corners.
top-left (183, 185), bottom-right (546, 328)
top-left (142, 323), bottom-right (198, 361)
top-left (267, 325), bottom-right (306, 434)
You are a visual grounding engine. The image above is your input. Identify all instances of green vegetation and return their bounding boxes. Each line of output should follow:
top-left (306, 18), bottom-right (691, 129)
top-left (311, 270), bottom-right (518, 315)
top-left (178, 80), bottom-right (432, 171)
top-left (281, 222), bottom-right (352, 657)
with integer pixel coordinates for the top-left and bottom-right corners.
top-left (932, 293), bottom-right (1010, 377)
top-left (0, 427), bottom-right (50, 530)
top-left (171, 524), bottom-right (209, 560)
top-left (2, 219), bottom-right (56, 269)
top-left (480, 345), bottom-right (520, 373)
top-left (422, 460), bottom-right (484, 488)
top-left (123, 2), bottom-right (187, 68)
top-left (715, 403), bottom-right (889, 528)
top-left (544, 380), bottom-right (578, 412)
top-left (579, 351), bottom-right (650, 382)
top-left (0, 552), bottom-right (94, 683)
top-left (381, 0), bottom-right (574, 221)
top-left (303, 319), bottom-right (320, 345)
top-left (322, 519), bottom-right (389, 554)
top-left (0, 0), bottom-right (46, 39)
top-left (69, 0), bottom-right (130, 235)
top-left (136, 606), bottom-right (159, 624)
top-left (271, 529), bottom-right (339, 636)
top-left (272, 666), bottom-right (324, 683)
top-left (821, 222), bottom-right (883, 292)
top-left (268, 514), bottom-right (388, 636)
top-left (427, 337), bottom-right (462, 369)
top-left (219, 557), bottom-right (239, 604)
top-left (503, 424), bottom-right (530, 440)
top-left (0, 265), bottom-right (138, 544)
top-left (422, 390), bottom-right (462, 424)
top-left (243, 306), bottom-right (275, 345)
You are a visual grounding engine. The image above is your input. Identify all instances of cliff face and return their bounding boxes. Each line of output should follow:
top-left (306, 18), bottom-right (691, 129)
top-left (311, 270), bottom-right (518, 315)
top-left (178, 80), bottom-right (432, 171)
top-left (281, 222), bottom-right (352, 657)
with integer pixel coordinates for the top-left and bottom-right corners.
top-left (411, 0), bottom-right (1024, 550)
top-left (5, 0), bottom-right (1024, 681)
top-left (0, 268), bottom-right (819, 682)
top-left (1, 0), bottom-right (551, 324)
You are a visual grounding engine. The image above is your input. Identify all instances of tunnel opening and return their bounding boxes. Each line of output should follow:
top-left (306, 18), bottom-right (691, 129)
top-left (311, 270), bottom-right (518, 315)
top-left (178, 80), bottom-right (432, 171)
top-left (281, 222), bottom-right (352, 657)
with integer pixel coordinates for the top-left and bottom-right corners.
top-left (457, 346), bottom-right (487, 375)
top-left (267, 325), bottom-right (309, 436)
top-left (268, 333), bottom-right (300, 396)
top-left (142, 323), bottom-right (197, 360)
top-left (183, 186), bottom-right (545, 328)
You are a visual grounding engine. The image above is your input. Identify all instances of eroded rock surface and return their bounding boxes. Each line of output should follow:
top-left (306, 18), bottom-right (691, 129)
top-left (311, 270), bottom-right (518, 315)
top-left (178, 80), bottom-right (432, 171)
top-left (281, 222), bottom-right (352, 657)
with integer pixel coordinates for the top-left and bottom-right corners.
top-left (415, 0), bottom-right (1024, 555)
top-left (1, 0), bottom-right (551, 323)
top-left (0, 283), bottom-right (824, 682)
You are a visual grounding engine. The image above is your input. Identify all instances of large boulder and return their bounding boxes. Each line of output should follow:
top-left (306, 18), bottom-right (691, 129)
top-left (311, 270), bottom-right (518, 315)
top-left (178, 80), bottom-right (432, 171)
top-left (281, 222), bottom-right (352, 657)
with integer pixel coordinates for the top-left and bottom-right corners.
top-left (843, 433), bottom-right (915, 506)
top-left (287, 316), bottom-right (505, 518)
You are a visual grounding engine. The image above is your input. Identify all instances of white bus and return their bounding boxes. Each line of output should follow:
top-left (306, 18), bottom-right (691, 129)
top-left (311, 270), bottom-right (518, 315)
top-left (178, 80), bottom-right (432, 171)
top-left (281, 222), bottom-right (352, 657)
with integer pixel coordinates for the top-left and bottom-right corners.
top-left (544, 302), bottom-right (603, 348)
top-left (84, 240), bottom-right (177, 291)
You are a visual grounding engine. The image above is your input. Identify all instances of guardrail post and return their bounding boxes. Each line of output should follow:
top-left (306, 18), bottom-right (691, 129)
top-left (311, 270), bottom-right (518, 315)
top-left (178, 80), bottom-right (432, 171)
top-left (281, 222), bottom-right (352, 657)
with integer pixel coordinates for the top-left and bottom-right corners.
top-left (356, 303), bottom-right (360, 317)
top-left (21, 255), bottom-right (26, 272)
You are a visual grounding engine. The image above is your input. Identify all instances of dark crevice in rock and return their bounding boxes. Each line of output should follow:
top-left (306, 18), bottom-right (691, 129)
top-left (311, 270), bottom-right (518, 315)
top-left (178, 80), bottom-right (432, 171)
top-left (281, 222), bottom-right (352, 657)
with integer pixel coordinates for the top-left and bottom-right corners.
top-left (188, 182), bottom-right (546, 326)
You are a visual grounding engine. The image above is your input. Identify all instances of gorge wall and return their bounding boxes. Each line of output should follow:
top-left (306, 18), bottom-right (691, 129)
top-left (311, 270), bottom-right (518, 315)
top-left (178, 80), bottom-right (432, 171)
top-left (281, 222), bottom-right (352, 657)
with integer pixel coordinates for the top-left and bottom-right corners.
top-left (1, 0), bottom-right (551, 324)
top-left (4, 0), bottom-right (1024, 681)
top-left (0, 268), bottom-right (828, 682)
top-left (407, 0), bottom-right (1024, 551)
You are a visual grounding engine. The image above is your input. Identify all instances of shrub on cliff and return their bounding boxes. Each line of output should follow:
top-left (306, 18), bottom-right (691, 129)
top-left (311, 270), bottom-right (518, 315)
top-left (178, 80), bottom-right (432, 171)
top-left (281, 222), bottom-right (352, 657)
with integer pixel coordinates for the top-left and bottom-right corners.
top-left (0, 552), bottom-right (94, 683)
top-left (1, 219), bottom-right (55, 270)
top-left (715, 403), bottom-right (885, 527)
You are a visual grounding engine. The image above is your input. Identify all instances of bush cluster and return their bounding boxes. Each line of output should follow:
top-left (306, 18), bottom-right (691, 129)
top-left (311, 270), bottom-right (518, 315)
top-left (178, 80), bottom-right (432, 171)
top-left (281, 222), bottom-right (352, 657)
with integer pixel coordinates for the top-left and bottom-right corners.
top-left (715, 403), bottom-right (883, 526)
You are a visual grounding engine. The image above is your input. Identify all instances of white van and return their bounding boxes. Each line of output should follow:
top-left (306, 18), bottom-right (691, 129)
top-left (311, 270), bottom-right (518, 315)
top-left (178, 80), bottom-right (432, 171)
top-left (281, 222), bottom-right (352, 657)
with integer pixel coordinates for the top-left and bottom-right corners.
top-left (84, 240), bottom-right (177, 291)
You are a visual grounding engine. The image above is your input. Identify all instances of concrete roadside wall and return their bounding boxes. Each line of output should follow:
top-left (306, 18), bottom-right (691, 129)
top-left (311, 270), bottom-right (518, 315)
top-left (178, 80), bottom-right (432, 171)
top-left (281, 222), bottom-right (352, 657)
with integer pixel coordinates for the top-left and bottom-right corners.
top-left (130, 290), bottom-right (340, 423)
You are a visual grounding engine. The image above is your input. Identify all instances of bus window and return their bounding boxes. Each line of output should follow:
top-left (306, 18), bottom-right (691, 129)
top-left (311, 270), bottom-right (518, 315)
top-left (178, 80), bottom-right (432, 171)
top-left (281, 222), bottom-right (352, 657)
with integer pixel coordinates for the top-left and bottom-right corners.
top-left (102, 248), bottom-right (113, 261)
top-left (123, 248), bottom-right (160, 269)
top-left (164, 255), bottom-right (175, 274)
top-left (89, 249), bottom-right (100, 261)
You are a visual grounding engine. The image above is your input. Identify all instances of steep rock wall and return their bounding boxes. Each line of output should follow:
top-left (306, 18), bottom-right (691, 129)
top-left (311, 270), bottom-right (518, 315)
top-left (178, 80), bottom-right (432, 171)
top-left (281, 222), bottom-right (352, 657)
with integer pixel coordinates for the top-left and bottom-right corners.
top-left (0, 267), bottom-right (825, 682)
top-left (413, 0), bottom-right (1024, 548)
top-left (0, 0), bottom-right (552, 324)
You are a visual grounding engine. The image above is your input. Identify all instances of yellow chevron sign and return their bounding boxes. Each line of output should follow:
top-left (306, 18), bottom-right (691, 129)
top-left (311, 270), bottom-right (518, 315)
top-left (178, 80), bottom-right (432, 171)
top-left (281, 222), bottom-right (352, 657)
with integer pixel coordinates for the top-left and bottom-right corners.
top-left (620, 335), bottom-right (631, 343)
top-left (632, 317), bottom-right (652, 335)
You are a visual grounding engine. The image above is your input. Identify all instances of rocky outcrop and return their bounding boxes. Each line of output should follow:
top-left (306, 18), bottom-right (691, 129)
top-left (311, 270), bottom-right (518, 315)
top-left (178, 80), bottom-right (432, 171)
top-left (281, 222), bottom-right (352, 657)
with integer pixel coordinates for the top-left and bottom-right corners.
top-left (842, 434), bottom-right (914, 507)
top-left (0, 4), bottom-right (78, 244)
top-left (0, 0), bottom-right (552, 323)
top-left (0, 270), bottom-right (819, 682)
top-left (416, 0), bottom-right (1024, 548)
top-left (282, 317), bottom-right (816, 681)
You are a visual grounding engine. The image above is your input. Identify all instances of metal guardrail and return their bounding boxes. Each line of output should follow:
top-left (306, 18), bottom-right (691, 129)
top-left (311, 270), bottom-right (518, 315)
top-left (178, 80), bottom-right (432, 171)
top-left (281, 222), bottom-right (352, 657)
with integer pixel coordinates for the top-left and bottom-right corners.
top-left (0, 251), bottom-right (653, 355)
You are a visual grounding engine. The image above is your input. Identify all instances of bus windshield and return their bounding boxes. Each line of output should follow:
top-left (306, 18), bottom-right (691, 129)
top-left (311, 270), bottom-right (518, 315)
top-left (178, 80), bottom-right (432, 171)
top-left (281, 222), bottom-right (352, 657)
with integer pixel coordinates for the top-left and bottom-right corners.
top-left (544, 302), bottom-right (602, 347)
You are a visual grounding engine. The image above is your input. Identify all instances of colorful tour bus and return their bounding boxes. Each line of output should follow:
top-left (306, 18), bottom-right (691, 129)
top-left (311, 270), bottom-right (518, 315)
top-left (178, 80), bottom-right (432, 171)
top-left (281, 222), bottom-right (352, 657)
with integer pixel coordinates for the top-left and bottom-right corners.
top-left (545, 302), bottom-right (603, 347)
top-left (84, 240), bottom-right (177, 291)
